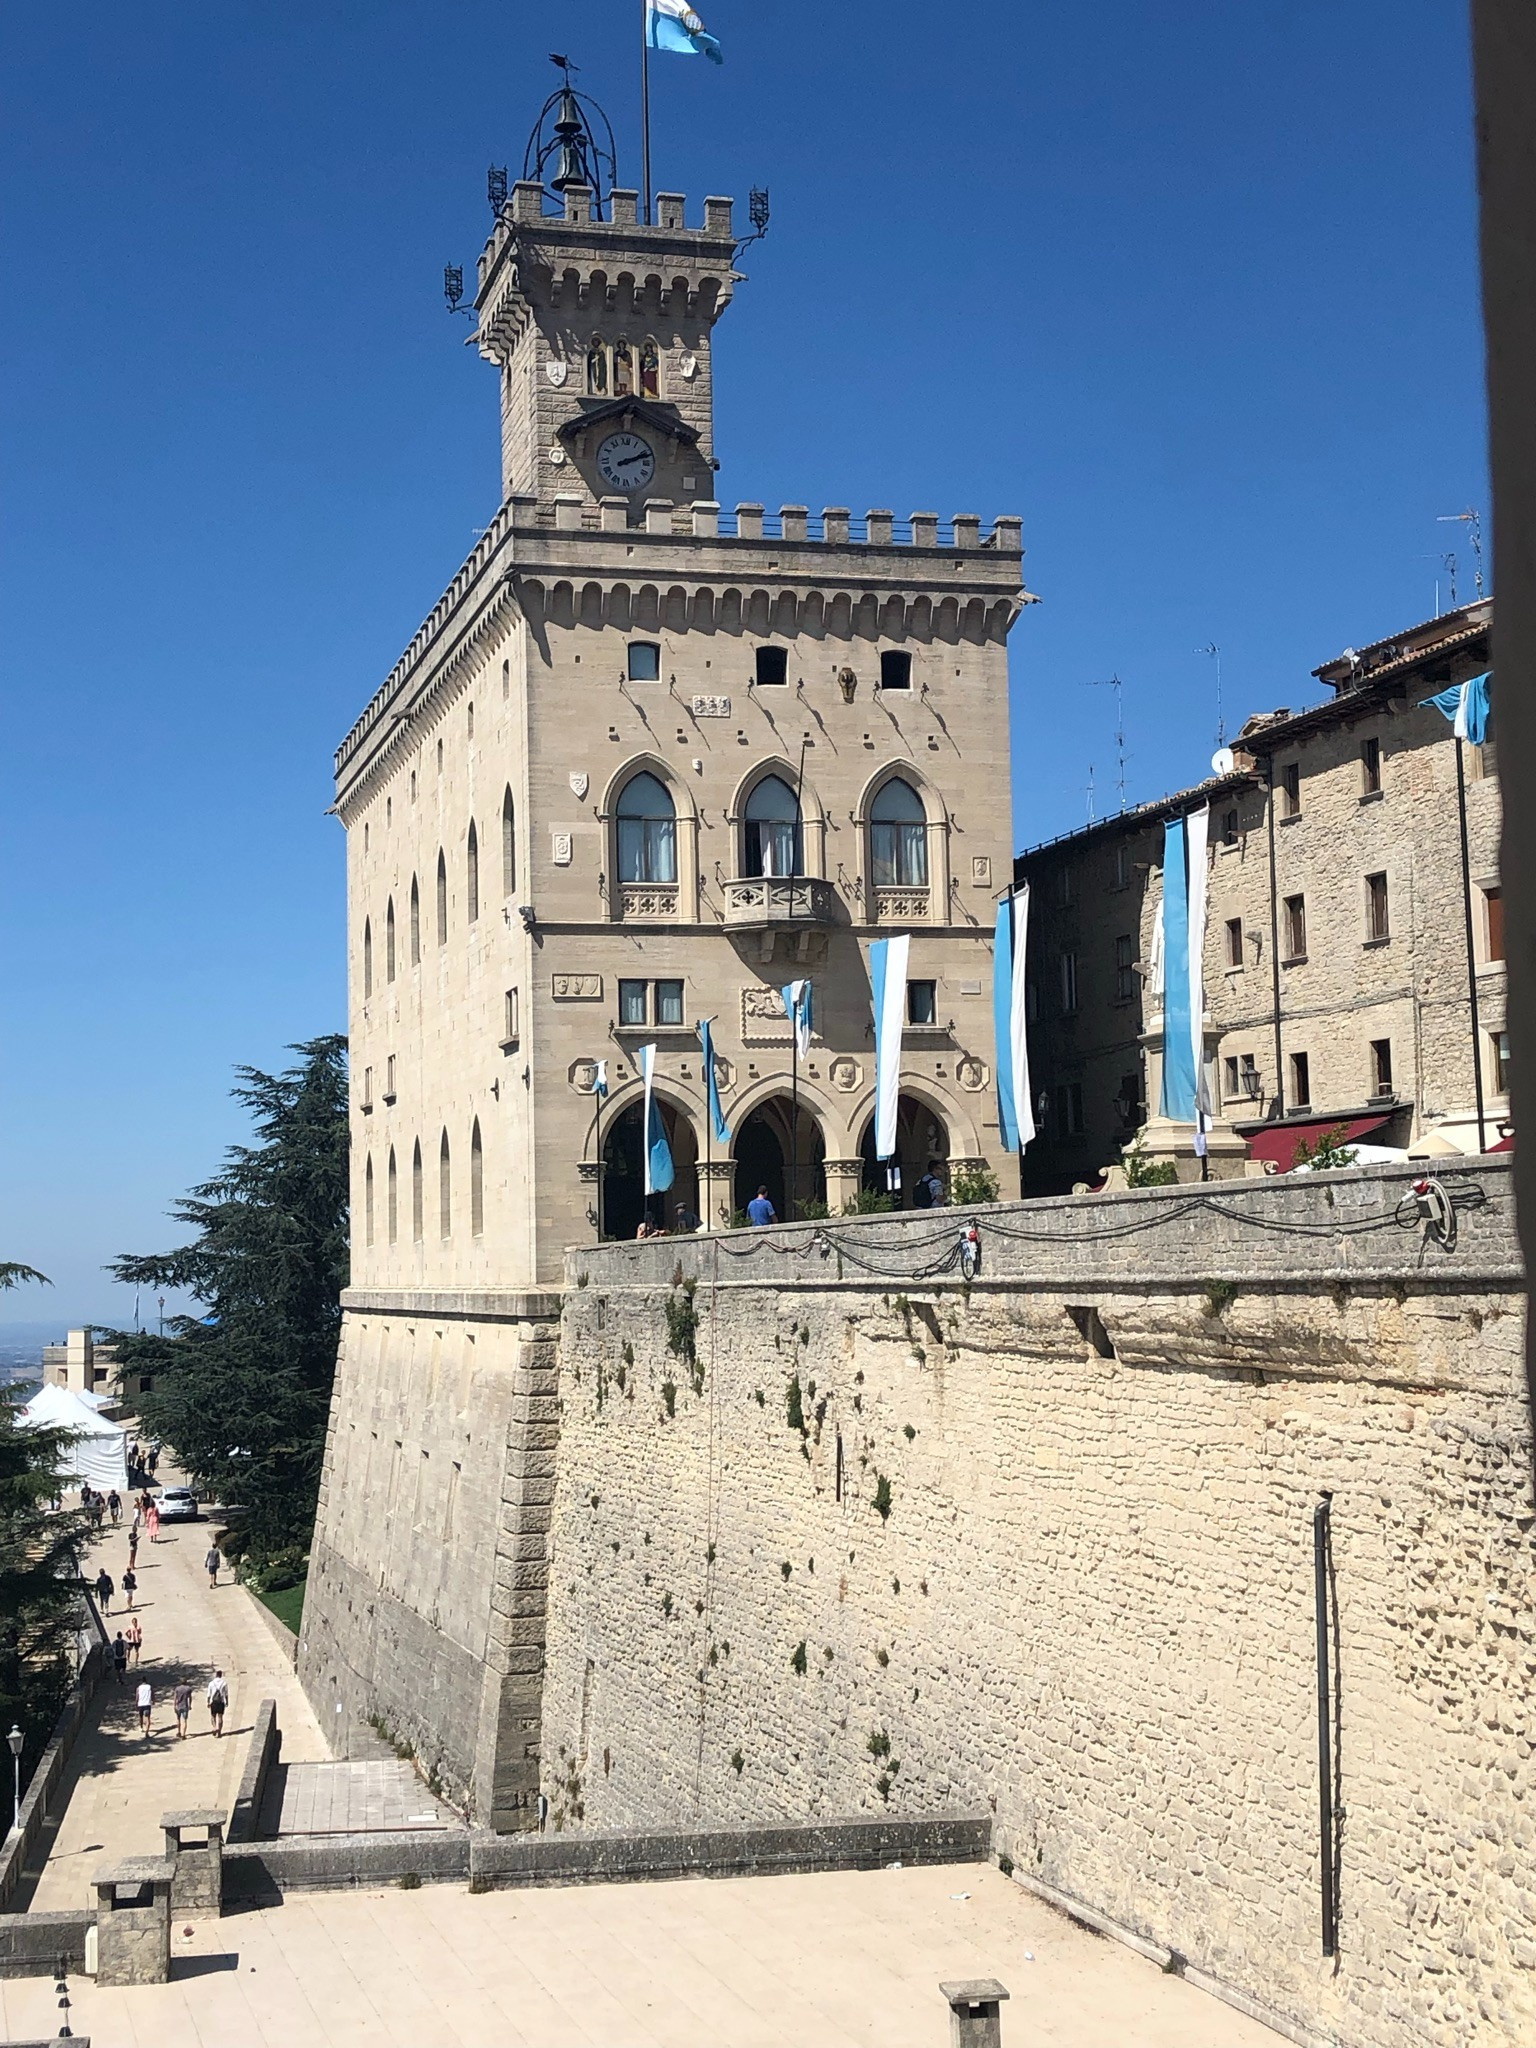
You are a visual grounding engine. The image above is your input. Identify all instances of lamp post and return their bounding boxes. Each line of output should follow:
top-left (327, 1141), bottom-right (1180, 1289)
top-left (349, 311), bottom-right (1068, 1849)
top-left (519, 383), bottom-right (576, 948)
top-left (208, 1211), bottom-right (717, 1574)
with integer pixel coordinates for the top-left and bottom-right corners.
top-left (7, 1724), bottom-right (23, 1832)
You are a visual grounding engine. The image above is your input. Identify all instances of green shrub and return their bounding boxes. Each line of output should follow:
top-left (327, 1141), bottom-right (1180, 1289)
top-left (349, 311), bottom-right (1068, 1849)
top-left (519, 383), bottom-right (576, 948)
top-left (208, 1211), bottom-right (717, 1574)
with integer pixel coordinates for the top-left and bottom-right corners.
top-left (843, 1188), bottom-right (896, 1215)
top-left (950, 1163), bottom-right (1000, 1204)
top-left (1123, 1139), bottom-right (1179, 1187)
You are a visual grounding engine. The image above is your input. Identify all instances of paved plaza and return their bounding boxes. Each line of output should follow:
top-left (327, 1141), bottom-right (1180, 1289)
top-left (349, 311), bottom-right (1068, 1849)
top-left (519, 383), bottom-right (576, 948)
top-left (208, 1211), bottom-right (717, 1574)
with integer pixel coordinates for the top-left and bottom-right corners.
top-left (0, 1861), bottom-right (1284, 2047)
top-left (21, 1488), bottom-right (329, 1913)
top-left (265, 1758), bottom-right (455, 1836)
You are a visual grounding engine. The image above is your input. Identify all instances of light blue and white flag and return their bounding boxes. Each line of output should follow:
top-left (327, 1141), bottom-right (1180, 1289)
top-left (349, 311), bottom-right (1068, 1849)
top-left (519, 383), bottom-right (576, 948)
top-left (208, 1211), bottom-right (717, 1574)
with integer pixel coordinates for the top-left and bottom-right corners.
top-left (993, 888), bottom-right (1035, 1155)
top-left (1158, 807), bottom-right (1211, 1132)
top-left (869, 934), bottom-right (910, 1161)
top-left (1423, 670), bottom-right (1491, 745)
top-left (646, 0), bottom-right (723, 62)
top-left (592, 1058), bottom-right (609, 1100)
top-left (696, 1019), bottom-right (730, 1145)
top-left (779, 979), bottom-right (813, 1061)
top-left (639, 1044), bottom-right (675, 1195)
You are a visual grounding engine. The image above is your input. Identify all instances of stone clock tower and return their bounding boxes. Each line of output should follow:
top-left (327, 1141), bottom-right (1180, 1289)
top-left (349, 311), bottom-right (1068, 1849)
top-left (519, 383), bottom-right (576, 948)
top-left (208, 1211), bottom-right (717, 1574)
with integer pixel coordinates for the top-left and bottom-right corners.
top-left (477, 176), bottom-right (735, 512)
top-left (301, 97), bottom-right (1032, 1831)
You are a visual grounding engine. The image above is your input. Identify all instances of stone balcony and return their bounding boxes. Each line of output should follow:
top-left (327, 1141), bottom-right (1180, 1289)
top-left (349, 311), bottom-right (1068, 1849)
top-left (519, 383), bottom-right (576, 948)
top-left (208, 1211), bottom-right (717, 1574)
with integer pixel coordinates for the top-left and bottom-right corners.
top-left (722, 876), bottom-right (838, 932)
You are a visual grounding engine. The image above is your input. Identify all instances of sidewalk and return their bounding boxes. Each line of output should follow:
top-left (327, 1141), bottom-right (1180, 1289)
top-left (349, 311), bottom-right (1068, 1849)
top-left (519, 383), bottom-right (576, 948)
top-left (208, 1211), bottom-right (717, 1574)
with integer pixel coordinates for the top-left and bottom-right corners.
top-left (23, 1494), bottom-right (329, 1912)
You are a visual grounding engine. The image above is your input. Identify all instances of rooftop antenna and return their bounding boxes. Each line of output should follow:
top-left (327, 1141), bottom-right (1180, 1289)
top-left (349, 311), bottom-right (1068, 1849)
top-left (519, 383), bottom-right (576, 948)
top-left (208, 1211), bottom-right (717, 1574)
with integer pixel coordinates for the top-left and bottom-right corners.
top-left (1437, 508), bottom-right (1485, 598)
top-left (1195, 643), bottom-right (1224, 746)
top-left (1086, 763), bottom-right (1097, 824)
top-left (1086, 675), bottom-right (1127, 812)
top-left (1442, 551), bottom-right (1459, 607)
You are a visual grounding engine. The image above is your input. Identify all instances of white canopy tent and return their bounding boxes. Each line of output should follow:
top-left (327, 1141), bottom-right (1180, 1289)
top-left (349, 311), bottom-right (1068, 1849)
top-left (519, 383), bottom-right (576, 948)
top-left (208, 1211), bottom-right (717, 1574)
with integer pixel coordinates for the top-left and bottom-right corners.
top-left (19, 1382), bottom-right (129, 1493)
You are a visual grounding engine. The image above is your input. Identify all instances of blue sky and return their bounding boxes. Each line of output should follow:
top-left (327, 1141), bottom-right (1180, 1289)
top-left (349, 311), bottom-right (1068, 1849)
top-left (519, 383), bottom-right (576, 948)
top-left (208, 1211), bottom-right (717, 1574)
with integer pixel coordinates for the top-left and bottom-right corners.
top-left (0, 2), bottom-right (1486, 1323)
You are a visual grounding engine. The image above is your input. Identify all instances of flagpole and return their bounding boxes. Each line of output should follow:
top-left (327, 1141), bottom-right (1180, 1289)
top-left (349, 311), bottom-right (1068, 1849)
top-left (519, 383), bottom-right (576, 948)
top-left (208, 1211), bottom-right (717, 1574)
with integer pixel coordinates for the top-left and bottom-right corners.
top-left (594, 1077), bottom-right (604, 1242)
top-left (1454, 736), bottom-right (1489, 1153)
top-left (641, 1), bottom-right (653, 224)
top-left (788, 1029), bottom-right (798, 1225)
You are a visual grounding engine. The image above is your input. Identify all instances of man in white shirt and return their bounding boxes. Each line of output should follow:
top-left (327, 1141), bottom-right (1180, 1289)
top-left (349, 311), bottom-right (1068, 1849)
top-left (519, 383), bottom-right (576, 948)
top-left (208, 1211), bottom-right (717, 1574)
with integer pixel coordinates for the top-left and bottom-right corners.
top-left (135, 1680), bottom-right (152, 1738)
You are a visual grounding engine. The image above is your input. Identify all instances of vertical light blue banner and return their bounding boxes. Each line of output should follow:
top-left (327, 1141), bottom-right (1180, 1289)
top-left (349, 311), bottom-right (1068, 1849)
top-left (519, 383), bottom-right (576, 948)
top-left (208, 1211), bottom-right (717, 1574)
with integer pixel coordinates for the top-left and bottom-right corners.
top-left (1160, 818), bottom-right (1196, 1119)
top-left (993, 898), bottom-right (1019, 1153)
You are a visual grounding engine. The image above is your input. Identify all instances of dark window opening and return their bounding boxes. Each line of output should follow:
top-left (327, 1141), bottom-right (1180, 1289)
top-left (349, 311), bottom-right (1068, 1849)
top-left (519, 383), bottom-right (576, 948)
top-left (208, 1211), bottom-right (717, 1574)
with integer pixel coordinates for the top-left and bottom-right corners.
top-left (1280, 762), bottom-right (1301, 817)
top-left (907, 979), bottom-right (937, 1026)
top-left (656, 979), bottom-right (684, 1027)
top-left (1222, 808), bottom-right (1240, 847)
top-left (1284, 894), bottom-right (1307, 960)
top-left (1370, 1038), bottom-right (1393, 1097)
top-left (1485, 885), bottom-right (1505, 962)
top-left (618, 979), bottom-right (647, 1027)
top-left (754, 646), bottom-right (788, 686)
top-left (1226, 917), bottom-right (1244, 967)
top-left (1361, 736), bottom-right (1382, 795)
top-left (879, 650), bottom-right (912, 690)
top-left (627, 642), bottom-right (661, 682)
top-left (1114, 934), bottom-right (1135, 1001)
top-left (1366, 871), bottom-right (1390, 942)
top-left (1290, 1051), bottom-right (1311, 1108)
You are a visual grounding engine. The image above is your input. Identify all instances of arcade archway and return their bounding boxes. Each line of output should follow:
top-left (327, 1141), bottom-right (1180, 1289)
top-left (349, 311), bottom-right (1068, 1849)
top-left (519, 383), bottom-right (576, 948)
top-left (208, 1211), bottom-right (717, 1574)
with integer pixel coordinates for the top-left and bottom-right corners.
top-left (733, 1096), bottom-right (826, 1221)
top-left (600, 1097), bottom-right (699, 1240)
top-left (859, 1095), bottom-right (951, 1207)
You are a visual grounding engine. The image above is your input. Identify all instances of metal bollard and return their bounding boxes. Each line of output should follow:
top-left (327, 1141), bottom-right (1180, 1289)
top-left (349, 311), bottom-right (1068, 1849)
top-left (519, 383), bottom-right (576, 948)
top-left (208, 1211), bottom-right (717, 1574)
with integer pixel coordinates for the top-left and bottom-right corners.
top-left (941, 1979), bottom-right (1010, 2048)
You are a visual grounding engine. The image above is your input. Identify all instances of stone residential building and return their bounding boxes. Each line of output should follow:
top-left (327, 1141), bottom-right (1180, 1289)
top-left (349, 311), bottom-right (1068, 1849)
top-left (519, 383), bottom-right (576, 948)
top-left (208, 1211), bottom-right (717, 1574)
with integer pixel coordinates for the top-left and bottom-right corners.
top-left (301, 101), bottom-right (1030, 1825)
top-left (1015, 598), bottom-right (1500, 1190)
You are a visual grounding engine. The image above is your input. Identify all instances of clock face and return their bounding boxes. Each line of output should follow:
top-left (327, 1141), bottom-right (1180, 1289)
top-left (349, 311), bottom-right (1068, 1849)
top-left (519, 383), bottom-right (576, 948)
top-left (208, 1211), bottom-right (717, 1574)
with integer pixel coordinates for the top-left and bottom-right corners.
top-left (596, 431), bottom-right (656, 492)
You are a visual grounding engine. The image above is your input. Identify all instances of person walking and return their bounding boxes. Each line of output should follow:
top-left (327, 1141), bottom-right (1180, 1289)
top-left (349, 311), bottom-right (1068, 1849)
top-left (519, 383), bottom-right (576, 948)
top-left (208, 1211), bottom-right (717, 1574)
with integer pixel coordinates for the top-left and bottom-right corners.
top-left (147, 1445), bottom-right (160, 1479)
top-left (122, 1566), bottom-right (138, 1611)
top-left (206, 1670), bottom-right (229, 1738)
top-left (746, 1184), bottom-right (778, 1227)
top-left (95, 1567), bottom-right (114, 1614)
top-left (107, 1489), bottom-right (121, 1526)
top-left (127, 1529), bottom-right (139, 1571)
top-left (111, 1632), bottom-right (128, 1684)
top-left (172, 1681), bottom-right (192, 1740)
top-left (135, 1679), bottom-right (153, 1738)
top-left (146, 1503), bottom-right (160, 1545)
top-left (204, 1543), bottom-right (221, 1588)
top-left (913, 1159), bottom-right (946, 1209)
top-left (125, 1616), bottom-right (143, 1667)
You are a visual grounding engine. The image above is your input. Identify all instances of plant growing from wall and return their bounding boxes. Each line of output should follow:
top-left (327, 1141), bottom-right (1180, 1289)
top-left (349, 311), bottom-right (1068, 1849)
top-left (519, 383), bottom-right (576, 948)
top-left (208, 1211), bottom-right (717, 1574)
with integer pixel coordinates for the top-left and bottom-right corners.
top-left (950, 1163), bottom-right (1000, 1204)
top-left (1202, 1280), bottom-right (1238, 1319)
top-left (790, 1640), bottom-right (808, 1676)
top-left (1123, 1138), bottom-right (1179, 1187)
top-left (1293, 1124), bottom-right (1360, 1171)
top-left (872, 1473), bottom-right (893, 1521)
top-left (661, 1380), bottom-right (677, 1419)
top-left (665, 1278), bottom-right (702, 1396)
top-left (785, 1372), bottom-right (806, 1436)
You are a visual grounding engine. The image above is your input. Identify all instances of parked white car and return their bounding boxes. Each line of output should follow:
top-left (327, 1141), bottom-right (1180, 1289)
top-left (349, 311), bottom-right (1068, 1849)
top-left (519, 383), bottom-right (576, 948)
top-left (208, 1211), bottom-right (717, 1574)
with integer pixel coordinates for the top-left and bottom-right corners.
top-left (155, 1487), bottom-right (201, 1523)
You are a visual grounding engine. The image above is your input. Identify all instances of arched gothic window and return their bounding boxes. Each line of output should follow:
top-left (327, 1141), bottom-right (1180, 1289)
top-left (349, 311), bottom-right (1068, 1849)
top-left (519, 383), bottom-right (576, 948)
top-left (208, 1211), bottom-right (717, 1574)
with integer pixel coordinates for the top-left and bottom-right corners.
top-left (613, 338), bottom-right (634, 396)
top-left (364, 1155), bottom-right (375, 1247)
top-left (409, 876), bottom-right (420, 965)
top-left (616, 771), bottom-right (677, 883)
top-left (502, 788), bottom-right (516, 895)
top-left (363, 918), bottom-right (373, 997)
top-left (385, 898), bottom-right (396, 982)
top-left (467, 822), bottom-right (480, 923)
top-left (871, 778), bottom-right (929, 887)
top-left (387, 1147), bottom-right (398, 1244)
top-left (470, 1119), bottom-right (484, 1237)
top-left (586, 337), bottom-right (608, 395)
top-left (439, 1130), bottom-right (452, 1239)
top-left (436, 851), bottom-right (448, 944)
top-left (411, 1140), bottom-right (424, 1243)
top-left (639, 338), bottom-right (660, 399)
top-left (744, 775), bottom-right (803, 878)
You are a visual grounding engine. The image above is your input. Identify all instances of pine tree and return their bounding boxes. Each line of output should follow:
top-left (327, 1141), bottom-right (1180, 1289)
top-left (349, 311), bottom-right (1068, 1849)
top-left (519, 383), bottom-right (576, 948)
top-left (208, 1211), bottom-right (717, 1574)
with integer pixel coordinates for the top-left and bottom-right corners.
top-left (107, 1035), bottom-right (349, 1568)
top-left (0, 1263), bottom-right (92, 1770)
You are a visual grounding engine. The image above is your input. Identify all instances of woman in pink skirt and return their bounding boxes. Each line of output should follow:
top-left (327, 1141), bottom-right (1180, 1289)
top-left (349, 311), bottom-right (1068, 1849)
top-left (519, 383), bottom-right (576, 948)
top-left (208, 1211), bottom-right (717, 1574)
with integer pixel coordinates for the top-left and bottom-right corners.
top-left (146, 1503), bottom-right (160, 1544)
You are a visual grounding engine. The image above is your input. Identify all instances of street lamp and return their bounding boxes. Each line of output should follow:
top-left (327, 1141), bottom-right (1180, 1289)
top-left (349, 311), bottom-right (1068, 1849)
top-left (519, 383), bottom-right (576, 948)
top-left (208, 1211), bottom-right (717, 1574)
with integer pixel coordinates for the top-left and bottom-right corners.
top-left (7, 1724), bottom-right (22, 1831)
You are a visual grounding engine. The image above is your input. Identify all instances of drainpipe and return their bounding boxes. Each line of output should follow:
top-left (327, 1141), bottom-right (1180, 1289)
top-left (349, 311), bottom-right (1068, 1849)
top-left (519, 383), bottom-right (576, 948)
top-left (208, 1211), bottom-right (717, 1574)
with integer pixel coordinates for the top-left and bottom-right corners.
top-left (1313, 1493), bottom-right (1337, 1957)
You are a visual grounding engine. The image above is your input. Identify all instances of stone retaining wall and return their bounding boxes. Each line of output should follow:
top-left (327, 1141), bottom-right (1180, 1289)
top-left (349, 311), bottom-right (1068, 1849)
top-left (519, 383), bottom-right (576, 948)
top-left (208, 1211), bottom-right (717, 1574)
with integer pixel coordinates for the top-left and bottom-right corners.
top-left (0, 1596), bottom-right (109, 1915)
top-left (543, 1163), bottom-right (1532, 2048)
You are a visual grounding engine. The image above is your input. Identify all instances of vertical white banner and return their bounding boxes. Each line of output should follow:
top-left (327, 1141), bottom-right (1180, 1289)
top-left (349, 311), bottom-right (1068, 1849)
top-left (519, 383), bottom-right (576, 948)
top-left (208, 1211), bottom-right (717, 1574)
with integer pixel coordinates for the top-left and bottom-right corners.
top-left (1184, 805), bottom-right (1211, 1126)
top-left (1010, 885), bottom-right (1036, 1150)
top-left (873, 933), bottom-right (910, 1160)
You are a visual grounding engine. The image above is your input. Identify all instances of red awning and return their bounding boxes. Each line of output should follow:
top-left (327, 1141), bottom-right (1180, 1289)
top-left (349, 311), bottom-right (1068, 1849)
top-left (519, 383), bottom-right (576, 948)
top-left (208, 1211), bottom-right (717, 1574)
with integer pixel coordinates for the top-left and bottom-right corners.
top-left (1243, 1114), bottom-right (1391, 1172)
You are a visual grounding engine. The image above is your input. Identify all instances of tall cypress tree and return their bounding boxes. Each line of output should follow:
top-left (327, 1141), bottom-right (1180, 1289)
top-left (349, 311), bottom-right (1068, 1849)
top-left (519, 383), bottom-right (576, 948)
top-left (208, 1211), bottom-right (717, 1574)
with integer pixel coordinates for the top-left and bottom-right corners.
top-left (0, 1263), bottom-right (93, 1769)
top-left (108, 1035), bottom-right (348, 1566)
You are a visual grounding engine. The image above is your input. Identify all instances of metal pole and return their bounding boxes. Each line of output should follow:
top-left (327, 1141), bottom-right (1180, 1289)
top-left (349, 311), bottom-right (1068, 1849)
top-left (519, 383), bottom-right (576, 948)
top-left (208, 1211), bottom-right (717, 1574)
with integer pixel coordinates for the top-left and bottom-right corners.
top-left (641, 2), bottom-right (652, 224)
top-left (1454, 736), bottom-right (1489, 1153)
top-left (1313, 1495), bottom-right (1337, 1958)
top-left (788, 1032), bottom-right (798, 1224)
top-left (1264, 758), bottom-right (1286, 1118)
top-left (594, 1083), bottom-right (604, 1242)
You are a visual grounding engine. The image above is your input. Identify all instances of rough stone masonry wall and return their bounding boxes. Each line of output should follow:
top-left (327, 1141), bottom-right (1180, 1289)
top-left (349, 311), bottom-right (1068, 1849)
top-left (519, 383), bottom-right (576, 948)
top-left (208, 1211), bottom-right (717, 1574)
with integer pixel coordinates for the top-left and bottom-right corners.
top-left (543, 1162), bottom-right (1533, 2048)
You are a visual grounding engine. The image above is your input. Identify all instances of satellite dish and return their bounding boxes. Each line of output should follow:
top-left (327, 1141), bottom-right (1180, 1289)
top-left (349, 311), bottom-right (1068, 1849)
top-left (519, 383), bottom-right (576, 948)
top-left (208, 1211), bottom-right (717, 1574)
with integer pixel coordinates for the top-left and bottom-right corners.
top-left (1211, 746), bottom-right (1236, 776)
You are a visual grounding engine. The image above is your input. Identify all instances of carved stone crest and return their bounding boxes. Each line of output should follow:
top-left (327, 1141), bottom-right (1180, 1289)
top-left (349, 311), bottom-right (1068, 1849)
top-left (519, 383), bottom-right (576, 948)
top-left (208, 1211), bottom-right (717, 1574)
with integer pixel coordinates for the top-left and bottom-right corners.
top-left (552, 833), bottom-right (573, 866)
top-left (546, 360), bottom-right (569, 386)
top-left (956, 1056), bottom-right (988, 1092)
top-left (679, 352), bottom-right (698, 380)
top-left (553, 975), bottom-right (603, 1001)
top-left (971, 855), bottom-right (992, 886)
top-left (569, 771), bottom-right (589, 799)
top-left (829, 1056), bottom-right (861, 1092)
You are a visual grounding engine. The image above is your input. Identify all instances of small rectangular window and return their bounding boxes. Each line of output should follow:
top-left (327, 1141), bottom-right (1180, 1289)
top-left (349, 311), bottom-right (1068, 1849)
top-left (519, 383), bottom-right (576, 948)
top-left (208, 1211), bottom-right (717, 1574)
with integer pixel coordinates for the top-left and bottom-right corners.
top-left (503, 988), bottom-right (520, 1046)
top-left (754, 646), bottom-right (788, 686)
top-left (1280, 763), bottom-right (1301, 817)
top-left (1222, 808), bottom-right (1240, 848)
top-left (1485, 885), bottom-right (1505, 963)
top-left (907, 979), bottom-right (937, 1025)
top-left (1370, 1038), bottom-right (1393, 1097)
top-left (361, 1066), bottom-right (374, 1112)
top-left (1055, 1082), bottom-right (1084, 1138)
top-left (1290, 1051), bottom-right (1311, 1108)
top-left (1059, 951), bottom-right (1078, 1014)
top-left (1225, 917), bottom-right (1243, 968)
top-left (1224, 1055), bottom-right (1239, 1100)
top-left (1284, 894), bottom-right (1307, 960)
top-left (1238, 1052), bottom-right (1259, 1101)
top-left (618, 979), bottom-right (647, 1027)
top-left (655, 979), bottom-right (684, 1027)
top-left (1492, 1028), bottom-right (1511, 1096)
top-left (1366, 872), bottom-right (1390, 942)
top-left (1113, 842), bottom-right (1130, 889)
top-left (1056, 866), bottom-right (1074, 907)
top-left (384, 1054), bottom-right (397, 1102)
top-left (1361, 736), bottom-right (1382, 795)
top-left (627, 642), bottom-right (661, 682)
top-left (1114, 934), bottom-right (1135, 1001)
top-left (879, 650), bottom-right (912, 690)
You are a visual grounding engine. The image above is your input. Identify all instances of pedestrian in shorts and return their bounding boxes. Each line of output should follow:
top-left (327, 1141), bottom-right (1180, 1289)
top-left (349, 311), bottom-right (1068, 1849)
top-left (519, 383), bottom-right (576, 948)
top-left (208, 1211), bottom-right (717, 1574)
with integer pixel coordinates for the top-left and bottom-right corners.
top-left (173, 1681), bottom-right (192, 1739)
top-left (135, 1679), bottom-right (153, 1738)
top-left (206, 1670), bottom-right (228, 1737)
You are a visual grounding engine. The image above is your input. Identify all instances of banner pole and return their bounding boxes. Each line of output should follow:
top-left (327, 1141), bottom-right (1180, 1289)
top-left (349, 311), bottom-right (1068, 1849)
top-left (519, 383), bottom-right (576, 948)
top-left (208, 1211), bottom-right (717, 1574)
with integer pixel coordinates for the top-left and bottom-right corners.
top-left (641, 2), bottom-right (653, 223)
